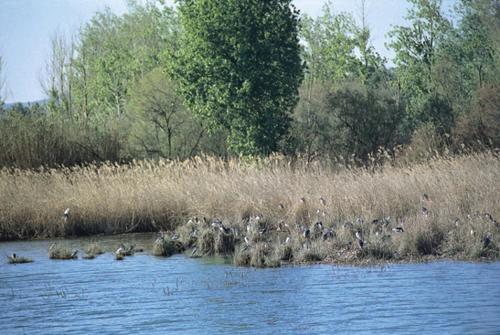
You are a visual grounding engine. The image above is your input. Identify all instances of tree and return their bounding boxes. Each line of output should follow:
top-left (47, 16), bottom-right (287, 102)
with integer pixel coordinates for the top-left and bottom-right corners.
top-left (389, 0), bottom-right (453, 133)
top-left (127, 67), bottom-right (205, 159)
top-left (170, 0), bottom-right (304, 155)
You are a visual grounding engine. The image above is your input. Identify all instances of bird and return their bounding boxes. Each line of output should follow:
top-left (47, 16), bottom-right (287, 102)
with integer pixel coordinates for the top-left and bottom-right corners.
top-left (314, 221), bottom-right (323, 229)
top-left (300, 197), bottom-right (306, 204)
top-left (322, 229), bottom-right (334, 240)
top-left (319, 197), bottom-right (326, 207)
top-left (71, 249), bottom-right (78, 259)
top-left (392, 227), bottom-right (404, 233)
top-left (302, 227), bottom-right (311, 239)
top-left (421, 207), bottom-right (429, 217)
top-left (482, 233), bottom-right (492, 248)
top-left (220, 225), bottom-right (232, 234)
top-left (244, 236), bottom-right (251, 246)
top-left (62, 208), bottom-right (70, 222)
top-left (278, 203), bottom-right (285, 210)
top-left (11, 253), bottom-right (16, 259)
top-left (258, 227), bottom-right (267, 235)
top-left (285, 236), bottom-right (291, 244)
top-left (115, 244), bottom-right (126, 256)
top-left (371, 219), bottom-right (380, 225)
top-left (421, 193), bottom-right (430, 202)
top-left (355, 229), bottom-right (363, 241)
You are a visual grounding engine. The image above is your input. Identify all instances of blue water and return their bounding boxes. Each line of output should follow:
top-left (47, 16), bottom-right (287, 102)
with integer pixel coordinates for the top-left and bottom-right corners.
top-left (1, 235), bottom-right (499, 334)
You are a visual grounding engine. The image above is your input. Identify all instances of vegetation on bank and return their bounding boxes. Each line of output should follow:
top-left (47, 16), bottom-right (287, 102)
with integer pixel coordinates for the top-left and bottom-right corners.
top-left (0, 0), bottom-right (498, 167)
top-left (0, 153), bottom-right (498, 266)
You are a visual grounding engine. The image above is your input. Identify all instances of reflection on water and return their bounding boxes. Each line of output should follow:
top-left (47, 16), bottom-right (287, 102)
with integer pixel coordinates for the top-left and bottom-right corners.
top-left (1, 234), bottom-right (499, 334)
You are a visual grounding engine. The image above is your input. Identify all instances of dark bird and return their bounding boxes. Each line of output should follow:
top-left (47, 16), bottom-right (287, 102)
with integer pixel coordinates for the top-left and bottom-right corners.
top-left (11, 253), bottom-right (16, 259)
top-left (322, 229), bottom-right (334, 240)
top-left (421, 207), bottom-right (429, 217)
top-left (220, 225), bottom-right (232, 234)
top-left (71, 249), bottom-right (78, 259)
top-left (392, 227), bottom-right (404, 233)
top-left (303, 227), bottom-right (311, 239)
top-left (278, 203), bottom-right (285, 210)
top-left (482, 233), bottom-right (492, 248)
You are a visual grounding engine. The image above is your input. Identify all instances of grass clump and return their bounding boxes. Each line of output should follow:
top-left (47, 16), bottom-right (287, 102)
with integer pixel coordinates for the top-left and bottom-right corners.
top-left (297, 242), bottom-right (326, 263)
top-left (83, 241), bottom-right (104, 259)
top-left (152, 236), bottom-right (183, 257)
top-left (215, 230), bottom-right (236, 255)
top-left (48, 243), bottom-right (78, 259)
top-left (7, 254), bottom-right (33, 264)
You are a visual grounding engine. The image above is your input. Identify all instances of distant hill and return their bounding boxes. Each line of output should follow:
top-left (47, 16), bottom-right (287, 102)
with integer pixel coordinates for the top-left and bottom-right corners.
top-left (3, 99), bottom-right (48, 110)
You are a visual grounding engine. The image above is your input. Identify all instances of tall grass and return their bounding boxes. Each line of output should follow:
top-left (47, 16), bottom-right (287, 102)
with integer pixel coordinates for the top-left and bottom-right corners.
top-left (0, 152), bottom-right (498, 263)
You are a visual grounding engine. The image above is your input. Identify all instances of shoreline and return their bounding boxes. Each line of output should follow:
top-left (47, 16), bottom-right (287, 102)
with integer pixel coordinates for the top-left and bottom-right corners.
top-left (1, 153), bottom-right (499, 266)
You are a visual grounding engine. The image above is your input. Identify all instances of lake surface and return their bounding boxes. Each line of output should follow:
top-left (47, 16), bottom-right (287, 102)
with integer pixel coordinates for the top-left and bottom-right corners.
top-left (1, 234), bottom-right (499, 334)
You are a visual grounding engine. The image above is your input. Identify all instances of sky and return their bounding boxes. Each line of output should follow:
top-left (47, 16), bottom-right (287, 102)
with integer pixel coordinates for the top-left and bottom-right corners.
top-left (0, 0), bottom-right (456, 103)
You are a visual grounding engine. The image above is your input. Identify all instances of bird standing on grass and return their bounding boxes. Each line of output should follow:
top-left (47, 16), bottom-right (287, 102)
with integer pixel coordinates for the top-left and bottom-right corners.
top-left (355, 229), bottom-right (364, 249)
top-left (63, 208), bottom-right (70, 222)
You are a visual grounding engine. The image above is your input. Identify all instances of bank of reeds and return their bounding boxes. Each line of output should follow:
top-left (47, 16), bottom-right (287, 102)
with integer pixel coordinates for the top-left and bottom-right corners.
top-left (0, 153), bottom-right (499, 265)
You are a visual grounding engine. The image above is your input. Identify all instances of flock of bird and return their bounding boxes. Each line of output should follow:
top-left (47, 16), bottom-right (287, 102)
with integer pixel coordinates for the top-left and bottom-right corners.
top-left (6, 194), bottom-right (498, 263)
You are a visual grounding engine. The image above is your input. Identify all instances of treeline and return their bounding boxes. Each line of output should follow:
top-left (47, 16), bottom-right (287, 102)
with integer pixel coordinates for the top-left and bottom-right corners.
top-left (0, 0), bottom-right (498, 168)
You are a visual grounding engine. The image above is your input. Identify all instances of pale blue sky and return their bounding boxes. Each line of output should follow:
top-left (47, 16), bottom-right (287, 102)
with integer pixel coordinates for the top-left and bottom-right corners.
top-left (0, 0), bottom-right (456, 103)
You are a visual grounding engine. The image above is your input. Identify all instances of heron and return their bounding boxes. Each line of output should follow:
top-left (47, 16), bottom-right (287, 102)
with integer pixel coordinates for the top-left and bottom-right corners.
top-left (63, 208), bottom-right (70, 222)
top-left (482, 233), bottom-right (492, 248)
top-left (322, 229), bottom-right (334, 240)
top-left (302, 227), bottom-right (310, 239)
top-left (421, 207), bottom-right (429, 217)
top-left (115, 244), bottom-right (126, 256)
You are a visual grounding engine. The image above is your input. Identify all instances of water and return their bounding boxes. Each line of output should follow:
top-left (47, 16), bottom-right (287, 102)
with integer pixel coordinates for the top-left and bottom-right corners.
top-left (1, 234), bottom-right (499, 335)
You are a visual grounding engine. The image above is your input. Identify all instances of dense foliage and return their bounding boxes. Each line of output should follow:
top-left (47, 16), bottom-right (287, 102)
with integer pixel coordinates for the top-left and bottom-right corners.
top-left (0, 0), bottom-right (498, 167)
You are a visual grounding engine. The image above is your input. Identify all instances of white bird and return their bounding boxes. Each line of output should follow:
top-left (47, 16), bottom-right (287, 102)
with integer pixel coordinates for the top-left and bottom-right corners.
top-left (63, 208), bottom-right (70, 222)
top-left (285, 236), bottom-right (291, 244)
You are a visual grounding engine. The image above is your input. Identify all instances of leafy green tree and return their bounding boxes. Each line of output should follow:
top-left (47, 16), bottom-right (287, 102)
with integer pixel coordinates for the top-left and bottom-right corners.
top-left (389, 0), bottom-right (453, 133)
top-left (300, 2), bottom-right (359, 85)
top-left (170, 0), bottom-right (304, 155)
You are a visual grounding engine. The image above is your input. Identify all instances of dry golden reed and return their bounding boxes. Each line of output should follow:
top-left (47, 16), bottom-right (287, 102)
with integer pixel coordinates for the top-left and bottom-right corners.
top-left (0, 153), bottom-right (498, 262)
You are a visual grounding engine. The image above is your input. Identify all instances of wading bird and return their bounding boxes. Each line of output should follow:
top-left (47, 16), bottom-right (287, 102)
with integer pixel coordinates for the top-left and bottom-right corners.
top-left (63, 208), bottom-right (70, 222)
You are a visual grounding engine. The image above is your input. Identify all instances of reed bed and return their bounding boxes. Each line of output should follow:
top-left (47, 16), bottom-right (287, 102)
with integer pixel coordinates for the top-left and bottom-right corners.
top-left (0, 153), bottom-right (499, 264)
